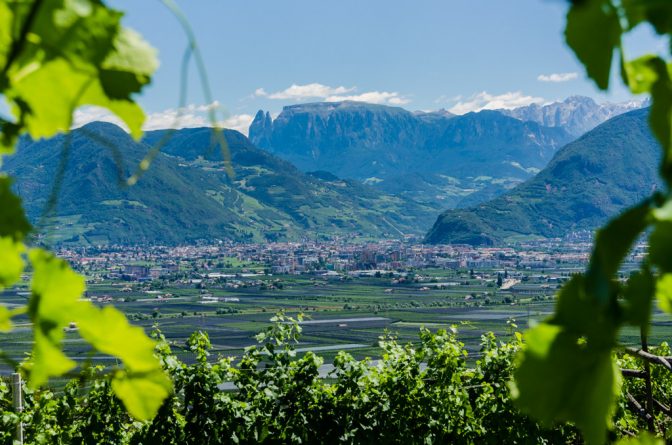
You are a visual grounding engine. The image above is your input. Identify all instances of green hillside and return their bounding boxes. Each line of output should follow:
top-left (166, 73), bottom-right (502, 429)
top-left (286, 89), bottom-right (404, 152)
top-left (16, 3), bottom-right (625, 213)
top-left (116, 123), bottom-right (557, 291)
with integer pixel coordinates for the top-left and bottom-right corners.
top-left (425, 108), bottom-right (661, 245)
top-left (5, 122), bottom-right (438, 245)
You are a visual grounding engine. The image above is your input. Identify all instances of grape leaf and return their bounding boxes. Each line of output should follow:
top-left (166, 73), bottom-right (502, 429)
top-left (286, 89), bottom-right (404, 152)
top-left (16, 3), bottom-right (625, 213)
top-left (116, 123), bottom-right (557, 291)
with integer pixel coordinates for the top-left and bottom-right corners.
top-left (623, 55), bottom-right (664, 94)
top-left (565, 0), bottom-right (622, 90)
top-left (0, 236), bottom-right (24, 289)
top-left (622, 0), bottom-right (672, 34)
top-left (0, 305), bottom-right (12, 332)
top-left (623, 269), bottom-right (655, 331)
top-left (75, 304), bottom-right (172, 419)
top-left (100, 27), bottom-right (159, 100)
top-left (3, 0), bottom-right (156, 140)
top-left (622, 56), bottom-right (672, 178)
top-left (552, 275), bottom-right (618, 347)
top-left (649, 221), bottom-right (672, 272)
top-left (76, 305), bottom-right (161, 371)
top-left (0, 176), bottom-right (31, 240)
top-left (111, 368), bottom-right (172, 420)
top-left (655, 273), bottom-right (672, 314)
top-left (585, 201), bottom-right (650, 304)
top-left (512, 323), bottom-right (620, 445)
top-left (0, 1), bottom-right (11, 81)
top-left (27, 249), bottom-right (171, 417)
top-left (27, 248), bottom-right (84, 387)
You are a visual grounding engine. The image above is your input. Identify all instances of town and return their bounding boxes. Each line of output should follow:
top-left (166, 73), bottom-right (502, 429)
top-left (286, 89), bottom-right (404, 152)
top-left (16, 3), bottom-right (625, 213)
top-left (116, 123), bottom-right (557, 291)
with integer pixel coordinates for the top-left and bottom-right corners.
top-left (0, 237), bottom-right (651, 374)
top-left (59, 237), bottom-right (606, 280)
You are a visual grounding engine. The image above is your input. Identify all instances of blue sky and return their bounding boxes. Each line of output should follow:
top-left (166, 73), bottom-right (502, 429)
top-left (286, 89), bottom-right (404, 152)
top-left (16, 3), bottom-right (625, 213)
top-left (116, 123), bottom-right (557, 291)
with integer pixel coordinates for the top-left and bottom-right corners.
top-left (92, 0), bottom-right (663, 134)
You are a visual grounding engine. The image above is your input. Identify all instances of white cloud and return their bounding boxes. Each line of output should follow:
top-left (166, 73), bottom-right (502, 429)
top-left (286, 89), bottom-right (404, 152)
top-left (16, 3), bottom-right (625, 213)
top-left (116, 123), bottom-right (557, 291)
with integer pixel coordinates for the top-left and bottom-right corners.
top-left (537, 72), bottom-right (578, 82)
top-left (221, 114), bottom-right (254, 135)
top-left (434, 94), bottom-right (462, 104)
top-left (256, 83), bottom-right (409, 105)
top-left (325, 91), bottom-right (410, 105)
top-left (258, 83), bottom-right (355, 100)
top-left (73, 106), bottom-right (126, 129)
top-left (73, 102), bottom-right (255, 136)
top-left (448, 91), bottom-right (545, 114)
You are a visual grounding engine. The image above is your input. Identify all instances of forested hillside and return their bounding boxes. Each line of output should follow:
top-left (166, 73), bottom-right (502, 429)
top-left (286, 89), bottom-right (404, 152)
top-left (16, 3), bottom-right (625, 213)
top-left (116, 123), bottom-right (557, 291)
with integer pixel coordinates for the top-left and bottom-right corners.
top-left (5, 122), bottom-right (437, 244)
top-left (425, 108), bottom-right (660, 245)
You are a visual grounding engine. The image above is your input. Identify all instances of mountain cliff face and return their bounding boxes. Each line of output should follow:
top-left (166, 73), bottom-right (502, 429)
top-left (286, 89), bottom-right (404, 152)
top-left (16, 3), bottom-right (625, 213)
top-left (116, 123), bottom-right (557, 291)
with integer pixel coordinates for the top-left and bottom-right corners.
top-left (501, 96), bottom-right (646, 136)
top-left (250, 101), bottom-right (572, 207)
top-left (5, 122), bottom-right (438, 245)
top-left (425, 108), bottom-right (661, 245)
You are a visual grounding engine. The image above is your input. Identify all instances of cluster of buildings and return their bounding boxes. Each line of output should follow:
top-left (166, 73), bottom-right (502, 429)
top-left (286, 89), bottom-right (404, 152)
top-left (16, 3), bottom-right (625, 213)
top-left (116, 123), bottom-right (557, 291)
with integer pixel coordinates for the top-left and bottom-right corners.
top-left (218, 241), bottom-right (599, 274)
top-left (51, 237), bottom-right (631, 280)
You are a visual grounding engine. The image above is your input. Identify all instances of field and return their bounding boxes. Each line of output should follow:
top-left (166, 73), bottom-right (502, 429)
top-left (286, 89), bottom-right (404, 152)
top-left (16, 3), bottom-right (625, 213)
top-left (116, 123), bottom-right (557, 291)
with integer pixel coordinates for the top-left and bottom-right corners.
top-left (2, 257), bottom-right (667, 377)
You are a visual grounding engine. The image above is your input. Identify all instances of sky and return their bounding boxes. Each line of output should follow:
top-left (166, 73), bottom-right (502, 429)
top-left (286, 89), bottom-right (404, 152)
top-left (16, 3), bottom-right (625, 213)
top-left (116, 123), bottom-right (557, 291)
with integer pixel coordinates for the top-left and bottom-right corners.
top-left (77, 0), bottom-right (666, 134)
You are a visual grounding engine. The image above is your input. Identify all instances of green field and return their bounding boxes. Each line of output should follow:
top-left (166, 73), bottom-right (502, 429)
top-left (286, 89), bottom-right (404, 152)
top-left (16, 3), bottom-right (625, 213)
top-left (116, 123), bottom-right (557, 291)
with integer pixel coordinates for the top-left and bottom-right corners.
top-left (1, 264), bottom-right (666, 373)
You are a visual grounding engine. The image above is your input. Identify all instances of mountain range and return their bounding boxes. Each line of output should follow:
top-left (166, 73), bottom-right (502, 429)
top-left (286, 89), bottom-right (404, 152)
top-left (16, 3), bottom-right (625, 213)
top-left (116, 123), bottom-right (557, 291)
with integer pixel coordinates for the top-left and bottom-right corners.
top-left (250, 97), bottom-right (645, 208)
top-left (4, 96), bottom-right (654, 246)
top-left (424, 108), bottom-right (660, 245)
top-left (250, 101), bottom-right (572, 208)
top-left (5, 122), bottom-right (437, 245)
top-left (500, 95), bottom-right (647, 137)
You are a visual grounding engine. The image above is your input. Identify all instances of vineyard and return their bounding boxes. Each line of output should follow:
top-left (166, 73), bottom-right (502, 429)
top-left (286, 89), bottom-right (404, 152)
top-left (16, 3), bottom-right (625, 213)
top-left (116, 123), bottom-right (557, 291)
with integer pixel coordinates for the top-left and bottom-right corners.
top-left (0, 312), bottom-right (667, 444)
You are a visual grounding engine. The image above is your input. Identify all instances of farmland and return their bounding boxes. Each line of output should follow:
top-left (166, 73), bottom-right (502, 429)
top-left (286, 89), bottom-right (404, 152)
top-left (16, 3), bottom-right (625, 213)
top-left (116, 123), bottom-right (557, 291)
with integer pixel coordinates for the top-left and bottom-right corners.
top-left (0, 242), bottom-right (663, 373)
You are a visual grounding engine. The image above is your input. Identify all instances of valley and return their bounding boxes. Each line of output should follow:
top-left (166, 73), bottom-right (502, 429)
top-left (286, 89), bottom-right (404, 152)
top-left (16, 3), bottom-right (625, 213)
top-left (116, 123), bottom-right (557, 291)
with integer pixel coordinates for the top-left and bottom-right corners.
top-left (0, 238), bottom-right (658, 374)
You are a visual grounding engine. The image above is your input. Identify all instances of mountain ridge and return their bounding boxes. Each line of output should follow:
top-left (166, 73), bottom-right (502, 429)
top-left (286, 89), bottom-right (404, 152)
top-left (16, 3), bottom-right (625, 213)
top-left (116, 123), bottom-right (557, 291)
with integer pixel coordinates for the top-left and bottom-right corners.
top-left (500, 95), bottom-right (647, 136)
top-left (5, 122), bottom-right (438, 245)
top-left (424, 108), bottom-right (661, 245)
top-left (250, 100), bottom-right (573, 208)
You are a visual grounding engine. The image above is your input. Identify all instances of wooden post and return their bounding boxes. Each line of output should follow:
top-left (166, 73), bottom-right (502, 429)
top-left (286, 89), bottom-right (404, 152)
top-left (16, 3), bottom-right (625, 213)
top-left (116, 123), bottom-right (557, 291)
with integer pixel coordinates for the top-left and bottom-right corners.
top-left (641, 329), bottom-right (656, 434)
top-left (12, 373), bottom-right (23, 445)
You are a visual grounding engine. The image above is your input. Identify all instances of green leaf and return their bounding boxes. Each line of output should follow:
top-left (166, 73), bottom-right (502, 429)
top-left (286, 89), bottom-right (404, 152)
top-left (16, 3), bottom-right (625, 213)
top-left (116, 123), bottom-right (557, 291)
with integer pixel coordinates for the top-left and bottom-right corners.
top-left (616, 432), bottom-right (665, 445)
top-left (100, 27), bottom-right (159, 101)
top-left (624, 56), bottom-right (672, 173)
top-left (111, 368), bottom-right (172, 420)
top-left (27, 249), bottom-right (171, 416)
top-left (512, 323), bottom-right (620, 445)
top-left (74, 303), bottom-right (172, 419)
top-left (0, 236), bottom-right (24, 289)
top-left (0, 305), bottom-right (12, 332)
top-left (3, 0), bottom-right (156, 140)
top-left (622, 0), bottom-right (672, 34)
top-left (27, 249), bottom-right (84, 387)
top-left (623, 55), bottom-right (663, 94)
top-left (0, 121), bottom-right (22, 156)
top-left (623, 269), bottom-right (655, 331)
top-left (655, 273), bottom-right (672, 314)
top-left (652, 198), bottom-right (672, 221)
top-left (0, 176), bottom-right (31, 240)
top-left (624, 56), bottom-right (672, 182)
top-left (29, 328), bottom-right (76, 387)
top-left (0, 1), bottom-right (11, 83)
top-left (565, 0), bottom-right (621, 90)
top-left (552, 275), bottom-right (617, 346)
top-left (649, 221), bottom-right (672, 271)
top-left (76, 305), bottom-right (162, 372)
top-left (585, 201), bottom-right (650, 303)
